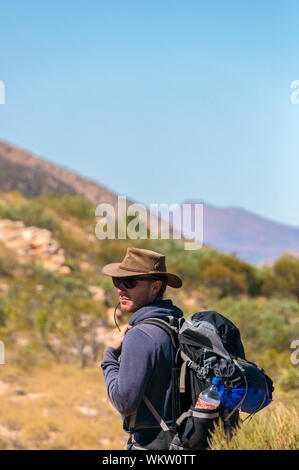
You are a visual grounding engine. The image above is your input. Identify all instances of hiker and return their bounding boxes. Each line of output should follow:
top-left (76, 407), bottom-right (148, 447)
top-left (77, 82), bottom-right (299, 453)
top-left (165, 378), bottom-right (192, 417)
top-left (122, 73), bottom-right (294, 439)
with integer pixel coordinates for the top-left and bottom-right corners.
top-left (100, 247), bottom-right (184, 450)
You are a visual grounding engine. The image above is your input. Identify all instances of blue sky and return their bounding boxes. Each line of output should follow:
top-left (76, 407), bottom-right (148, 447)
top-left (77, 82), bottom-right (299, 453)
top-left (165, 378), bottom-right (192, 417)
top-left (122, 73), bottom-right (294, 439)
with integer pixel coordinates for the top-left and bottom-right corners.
top-left (0, 1), bottom-right (299, 226)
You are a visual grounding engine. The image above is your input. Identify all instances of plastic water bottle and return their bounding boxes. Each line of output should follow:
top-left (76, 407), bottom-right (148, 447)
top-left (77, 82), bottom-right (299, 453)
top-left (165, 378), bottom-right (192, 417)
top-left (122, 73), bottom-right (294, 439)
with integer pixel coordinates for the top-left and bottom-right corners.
top-left (195, 377), bottom-right (221, 410)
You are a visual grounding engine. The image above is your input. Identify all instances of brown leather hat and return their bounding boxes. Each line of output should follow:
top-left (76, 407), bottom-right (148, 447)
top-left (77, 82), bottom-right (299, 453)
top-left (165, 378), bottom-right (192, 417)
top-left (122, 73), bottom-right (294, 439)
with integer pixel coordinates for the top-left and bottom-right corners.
top-left (101, 247), bottom-right (182, 288)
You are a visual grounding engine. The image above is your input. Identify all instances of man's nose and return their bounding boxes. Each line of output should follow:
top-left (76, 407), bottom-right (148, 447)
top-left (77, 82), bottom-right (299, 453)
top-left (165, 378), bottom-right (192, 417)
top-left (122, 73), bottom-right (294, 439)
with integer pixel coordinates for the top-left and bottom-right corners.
top-left (117, 282), bottom-right (127, 292)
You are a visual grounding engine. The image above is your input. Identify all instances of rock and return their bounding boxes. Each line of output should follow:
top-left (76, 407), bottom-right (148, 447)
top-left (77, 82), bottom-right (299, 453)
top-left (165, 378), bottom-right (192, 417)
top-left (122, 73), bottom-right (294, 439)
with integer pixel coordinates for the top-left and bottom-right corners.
top-left (0, 219), bottom-right (70, 275)
top-left (0, 380), bottom-right (9, 396)
top-left (77, 406), bottom-right (98, 417)
top-left (95, 326), bottom-right (118, 346)
top-left (99, 438), bottom-right (111, 447)
top-left (0, 283), bottom-right (8, 293)
top-left (0, 424), bottom-right (22, 440)
top-left (79, 261), bottom-right (93, 272)
top-left (15, 337), bottom-right (30, 346)
top-left (88, 286), bottom-right (105, 302)
top-left (59, 266), bottom-right (71, 275)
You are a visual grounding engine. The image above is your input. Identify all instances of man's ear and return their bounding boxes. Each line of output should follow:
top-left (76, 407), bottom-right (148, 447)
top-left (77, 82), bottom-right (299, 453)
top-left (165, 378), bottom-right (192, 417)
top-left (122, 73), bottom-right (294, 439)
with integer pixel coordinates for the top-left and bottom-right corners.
top-left (152, 279), bottom-right (162, 294)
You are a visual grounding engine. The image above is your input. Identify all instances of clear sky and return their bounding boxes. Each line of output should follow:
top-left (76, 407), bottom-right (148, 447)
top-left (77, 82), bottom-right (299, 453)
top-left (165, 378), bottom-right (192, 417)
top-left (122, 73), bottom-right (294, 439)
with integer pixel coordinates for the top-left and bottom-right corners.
top-left (0, 1), bottom-right (299, 226)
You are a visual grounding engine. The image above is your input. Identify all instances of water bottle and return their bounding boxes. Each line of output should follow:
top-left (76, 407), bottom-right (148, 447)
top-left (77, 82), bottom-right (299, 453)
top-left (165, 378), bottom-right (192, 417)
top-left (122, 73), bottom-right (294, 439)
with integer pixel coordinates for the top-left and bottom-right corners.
top-left (195, 377), bottom-right (221, 410)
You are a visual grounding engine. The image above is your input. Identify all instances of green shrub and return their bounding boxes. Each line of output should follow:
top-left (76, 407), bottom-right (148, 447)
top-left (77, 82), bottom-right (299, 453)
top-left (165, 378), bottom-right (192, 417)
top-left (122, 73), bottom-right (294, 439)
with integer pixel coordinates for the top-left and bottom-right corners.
top-left (0, 201), bottom-right (61, 232)
top-left (0, 298), bottom-right (5, 326)
top-left (209, 404), bottom-right (299, 450)
top-left (217, 253), bottom-right (261, 296)
top-left (260, 254), bottom-right (299, 299)
top-left (39, 194), bottom-right (95, 222)
top-left (200, 264), bottom-right (248, 297)
top-left (0, 243), bottom-right (18, 277)
top-left (0, 271), bottom-right (106, 367)
top-left (278, 367), bottom-right (299, 393)
top-left (273, 255), bottom-right (299, 297)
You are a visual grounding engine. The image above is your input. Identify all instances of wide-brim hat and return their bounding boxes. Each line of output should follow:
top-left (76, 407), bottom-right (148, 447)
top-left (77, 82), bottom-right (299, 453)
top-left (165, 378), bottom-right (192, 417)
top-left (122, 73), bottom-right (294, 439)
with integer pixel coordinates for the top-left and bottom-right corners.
top-left (101, 247), bottom-right (182, 288)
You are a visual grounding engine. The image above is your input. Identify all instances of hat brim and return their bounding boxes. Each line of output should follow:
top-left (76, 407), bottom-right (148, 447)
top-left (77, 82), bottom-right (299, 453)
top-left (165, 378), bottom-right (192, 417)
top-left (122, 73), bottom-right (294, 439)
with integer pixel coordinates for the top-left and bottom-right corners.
top-left (101, 263), bottom-right (182, 288)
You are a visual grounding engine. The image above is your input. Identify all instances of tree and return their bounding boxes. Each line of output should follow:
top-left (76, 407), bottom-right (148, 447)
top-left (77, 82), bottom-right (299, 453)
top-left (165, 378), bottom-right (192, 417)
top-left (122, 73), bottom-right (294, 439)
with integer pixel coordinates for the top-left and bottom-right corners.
top-left (201, 264), bottom-right (248, 298)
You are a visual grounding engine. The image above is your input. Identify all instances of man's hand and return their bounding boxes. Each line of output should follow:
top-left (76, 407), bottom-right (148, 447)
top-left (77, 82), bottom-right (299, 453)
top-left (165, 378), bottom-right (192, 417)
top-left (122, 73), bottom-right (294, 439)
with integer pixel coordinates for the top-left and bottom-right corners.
top-left (109, 324), bottom-right (132, 351)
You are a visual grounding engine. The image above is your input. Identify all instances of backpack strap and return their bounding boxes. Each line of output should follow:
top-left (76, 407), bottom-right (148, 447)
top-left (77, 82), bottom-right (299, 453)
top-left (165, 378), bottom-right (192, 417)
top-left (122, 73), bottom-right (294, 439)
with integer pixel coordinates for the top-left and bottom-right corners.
top-left (143, 396), bottom-right (170, 432)
top-left (128, 395), bottom-right (171, 433)
top-left (176, 408), bottom-right (219, 425)
top-left (179, 350), bottom-right (201, 393)
top-left (138, 316), bottom-right (180, 350)
top-left (223, 358), bottom-right (249, 421)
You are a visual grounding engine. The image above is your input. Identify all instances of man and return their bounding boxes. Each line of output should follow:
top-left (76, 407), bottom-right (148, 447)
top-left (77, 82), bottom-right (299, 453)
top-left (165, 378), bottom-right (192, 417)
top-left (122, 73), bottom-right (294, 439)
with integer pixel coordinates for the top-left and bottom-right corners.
top-left (100, 247), bottom-right (184, 450)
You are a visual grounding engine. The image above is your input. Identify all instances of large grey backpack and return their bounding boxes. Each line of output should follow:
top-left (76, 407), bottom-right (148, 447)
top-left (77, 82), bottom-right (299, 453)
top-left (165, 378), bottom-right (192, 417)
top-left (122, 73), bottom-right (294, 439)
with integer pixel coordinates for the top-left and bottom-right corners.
top-left (137, 310), bottom-right (273, 450)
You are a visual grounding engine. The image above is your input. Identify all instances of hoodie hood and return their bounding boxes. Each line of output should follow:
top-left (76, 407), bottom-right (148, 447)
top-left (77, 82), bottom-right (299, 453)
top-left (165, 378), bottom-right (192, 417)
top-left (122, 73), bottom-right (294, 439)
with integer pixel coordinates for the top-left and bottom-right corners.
top-left (128, 299), bottom-right (184, 326)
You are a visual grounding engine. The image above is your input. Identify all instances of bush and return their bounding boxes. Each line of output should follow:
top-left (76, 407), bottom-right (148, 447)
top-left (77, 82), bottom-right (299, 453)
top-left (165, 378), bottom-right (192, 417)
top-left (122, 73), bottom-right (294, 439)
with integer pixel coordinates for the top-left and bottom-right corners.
top-left (209, 403), bottom-right (299, 450)
top-left (261, 255), bottom-right (299, 299)
top-left (200, 264), bottom-right (248, 297)
top-left (0, 242), bottom-right (18, 277)
top-left (0, 201), bottom-right (61, 232)
top-left (278, 367), bottom-right (299, 393)
top-left (217, 253), bottom-right (261, 296)
top-left (39, 194), bottom-right (95, 223)
top-left (0, 298), bottom-right (5, 326)
top-left (0, 272), bottom-right (106, 367)
top-left (260, 270), bottom-right (282, 297)
top-left (273, 255), bottom-right (299, 298)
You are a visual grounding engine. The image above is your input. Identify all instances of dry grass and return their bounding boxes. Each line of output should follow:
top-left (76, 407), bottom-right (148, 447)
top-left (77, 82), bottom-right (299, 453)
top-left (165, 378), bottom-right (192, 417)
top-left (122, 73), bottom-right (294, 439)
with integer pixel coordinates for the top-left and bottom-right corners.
top-left (0, 363), bottom-right (127, 450)
top-left (0, 362), bottom-right (298, 450)
top-left (209, 400), bottom-right (299, 450)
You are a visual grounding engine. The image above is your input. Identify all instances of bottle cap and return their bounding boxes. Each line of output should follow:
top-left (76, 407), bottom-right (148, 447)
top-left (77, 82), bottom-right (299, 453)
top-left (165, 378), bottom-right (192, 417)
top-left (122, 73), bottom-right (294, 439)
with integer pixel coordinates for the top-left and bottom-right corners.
top-left (212, 377), bottom-right (221, 386)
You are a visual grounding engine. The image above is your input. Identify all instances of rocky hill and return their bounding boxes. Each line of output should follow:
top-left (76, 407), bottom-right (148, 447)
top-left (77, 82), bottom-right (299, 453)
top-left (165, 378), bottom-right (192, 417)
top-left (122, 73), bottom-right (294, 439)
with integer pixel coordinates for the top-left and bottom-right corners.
top-left (0, 139), bottom-right (164, 236)
top-left (0, 139), bottom-right (122, 207)
top-left (179, 201), bottom-right (299, 266)
top-left (1, 139), bottom-right (299, 266)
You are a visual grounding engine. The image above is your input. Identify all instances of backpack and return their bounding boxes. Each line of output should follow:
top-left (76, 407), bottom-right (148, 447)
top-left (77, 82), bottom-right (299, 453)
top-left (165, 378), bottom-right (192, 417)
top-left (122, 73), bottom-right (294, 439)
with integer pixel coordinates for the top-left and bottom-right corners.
top-left (137, 310), bottom-right (274, 450)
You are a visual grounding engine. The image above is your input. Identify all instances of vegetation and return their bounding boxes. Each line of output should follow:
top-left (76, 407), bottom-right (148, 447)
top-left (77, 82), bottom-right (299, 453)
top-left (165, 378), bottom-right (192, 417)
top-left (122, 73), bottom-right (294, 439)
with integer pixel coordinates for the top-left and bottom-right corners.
top-left (0, 190), bottom-right (298, 449)
top-left (0, 200), bottom-right (61, 233)
top-left (0, 363), bottom-right (126, 450)
top-left (209, 402), bottom-right (299, 450)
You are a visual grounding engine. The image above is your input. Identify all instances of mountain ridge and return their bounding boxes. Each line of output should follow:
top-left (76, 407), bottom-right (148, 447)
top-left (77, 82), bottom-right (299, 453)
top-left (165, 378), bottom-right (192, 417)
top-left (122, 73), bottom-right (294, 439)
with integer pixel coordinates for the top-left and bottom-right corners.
top-left (183, 199), bottom-right (299, 265)
top-left (0, 139), bottom-right (125, 207)
top-left (1, 138), bottom-right (298, 266)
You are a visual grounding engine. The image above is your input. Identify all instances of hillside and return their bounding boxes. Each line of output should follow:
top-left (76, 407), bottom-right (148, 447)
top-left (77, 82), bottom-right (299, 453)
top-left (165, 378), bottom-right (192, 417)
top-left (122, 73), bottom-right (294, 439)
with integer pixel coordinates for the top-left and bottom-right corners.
top-left (0, 140), bottom-right (122, 207)
top-left (1, 139), bottom-right (299, 266)
top-left (0, 189), bottom-right (298, 450)
top-left (0, 139), bottom-right (166, 237)
top-left (181, 200), bottom-right (299, 265)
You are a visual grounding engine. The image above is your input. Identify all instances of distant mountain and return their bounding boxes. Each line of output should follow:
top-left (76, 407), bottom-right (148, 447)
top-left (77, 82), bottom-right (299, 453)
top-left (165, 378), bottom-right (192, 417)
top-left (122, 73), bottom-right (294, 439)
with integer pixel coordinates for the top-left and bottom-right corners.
top-left (182, 200), bottom-right (299, 265)
top-left (0, 139), bottom-right (123, 207)
top-left (1, 139), bottom-right (298, 266)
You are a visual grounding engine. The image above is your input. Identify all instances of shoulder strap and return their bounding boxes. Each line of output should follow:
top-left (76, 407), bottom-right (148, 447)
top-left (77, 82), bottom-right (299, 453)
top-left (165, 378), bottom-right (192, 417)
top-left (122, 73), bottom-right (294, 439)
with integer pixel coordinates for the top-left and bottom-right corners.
top-left (128, 395), bottom-right (171, 433)
top-left (136, 316), bottom-right (182, 349)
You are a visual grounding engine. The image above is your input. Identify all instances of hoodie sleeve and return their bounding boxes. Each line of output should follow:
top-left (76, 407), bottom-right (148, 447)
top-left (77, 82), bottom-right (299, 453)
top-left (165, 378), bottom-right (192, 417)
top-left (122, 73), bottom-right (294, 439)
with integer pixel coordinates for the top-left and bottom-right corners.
top-left (100, 327), bottom-right (155, 416)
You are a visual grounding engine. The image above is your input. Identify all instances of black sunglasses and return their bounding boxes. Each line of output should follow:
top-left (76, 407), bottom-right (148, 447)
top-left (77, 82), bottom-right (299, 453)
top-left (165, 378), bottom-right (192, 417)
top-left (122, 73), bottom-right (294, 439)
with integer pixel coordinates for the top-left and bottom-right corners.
top-left (112, 276), bottom-right (157, 289)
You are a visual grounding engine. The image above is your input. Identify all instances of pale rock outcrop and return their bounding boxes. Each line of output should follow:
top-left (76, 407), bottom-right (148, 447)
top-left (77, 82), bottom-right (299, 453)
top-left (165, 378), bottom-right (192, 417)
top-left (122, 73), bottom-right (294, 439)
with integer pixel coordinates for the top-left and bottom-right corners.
top-left (0, 218), bottom-right (70, 274)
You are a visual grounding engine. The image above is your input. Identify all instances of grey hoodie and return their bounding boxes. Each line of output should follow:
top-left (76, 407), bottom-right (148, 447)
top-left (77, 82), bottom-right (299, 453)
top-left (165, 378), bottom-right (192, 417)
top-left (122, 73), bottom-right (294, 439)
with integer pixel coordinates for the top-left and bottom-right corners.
top-left (100, 299), bottom-right (184, 433)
